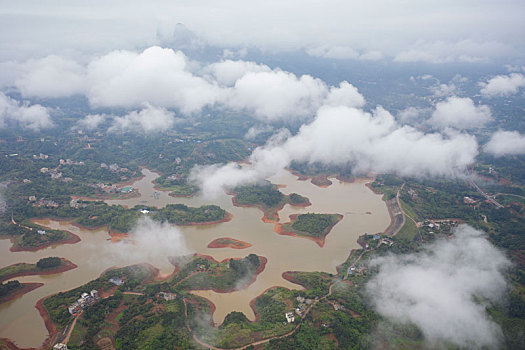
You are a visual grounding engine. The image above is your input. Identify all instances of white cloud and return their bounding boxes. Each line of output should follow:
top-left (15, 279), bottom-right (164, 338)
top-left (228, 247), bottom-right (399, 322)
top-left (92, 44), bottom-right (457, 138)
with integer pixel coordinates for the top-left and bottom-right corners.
top-left (397, 106), bottom-right (428, 123)
top-left (366, 225), bottom-right (510, 348)
top-left (480, 73), bottom-right (525, 97)
top-left (225, 70), bottom-right (328, 122)
top-left (74, 114), bottom-right (105, 131)
top-left (97, 217), bottom-right (191, 267)
top-left (15, 55), bottom-right (86, 98)
top-left (191, 105), bottom-right (479, 197)
top-left (0, 92), bottom-right (53, 131)
top-left (0, 1), bottom-right (524, 63)
top-left (323, 81), bottom-right (365, 108)
top-left (244, 124), bottom-right (274, 140)
top-left (205, 59), bottom-right (271, 87)
top-left (484, 130), bottom-right (525, 157)
top-left (430, 97), bottom-right (492, 130)
top-left (108, 104), bottom-right (176, 133)
top-left (393, 40), bottom-right (510, 64)
top-left (9, 48), bottom-right (364, 123)
top-left (86, 46), bottom-right (223, 114)
top-left (431, 82), bottom-right (457, 97)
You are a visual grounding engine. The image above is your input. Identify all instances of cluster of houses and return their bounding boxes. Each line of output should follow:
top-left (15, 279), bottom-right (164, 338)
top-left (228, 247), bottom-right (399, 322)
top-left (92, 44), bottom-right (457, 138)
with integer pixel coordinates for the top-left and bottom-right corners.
top-left (33, 153), bottom-right (49, 160)
top-left (294, 296), bottom-right (314, 317)
top-left (348, 265), bottom-right (367, 277)
top-left (158, 292), bottom-right (177, 301)
top-left (29, 196), bottom-right (59, 208)
top-left (423, 219), bottom-right (458, 234)
top-left (109, 277), bottom-right (124, 286)
top-left (59, 159), bottom-right (85, 166)
top-left (90, 182), bottom-right (135, 194)
top-left (53, 343), bottom-right (68, 350)
top-left (100, 162), bottom-right (129, 173)
top-left (68, 290), bottom-right (99, 315)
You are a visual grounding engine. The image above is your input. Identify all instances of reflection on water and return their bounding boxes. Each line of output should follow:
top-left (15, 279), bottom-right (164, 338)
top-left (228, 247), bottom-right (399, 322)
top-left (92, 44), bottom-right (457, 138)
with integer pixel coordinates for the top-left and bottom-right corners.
top-left (0, 169), bottom-right (389, 347)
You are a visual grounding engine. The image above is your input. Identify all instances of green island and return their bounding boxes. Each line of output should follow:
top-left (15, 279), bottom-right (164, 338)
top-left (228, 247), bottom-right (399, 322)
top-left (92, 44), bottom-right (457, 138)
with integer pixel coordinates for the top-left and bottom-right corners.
top-left (231, 183), bottom-right (310, 222)
top-left (0, 221), bottom-right (79, 252)
top-left (207, 237), bottom-right (252, 249)
top-left (0, 257), bottom-right (77, 282)
top-left (0, 280), bottom-right (43, 305)
top-left (1, 200), bottom-right (230, 250)
top-left (174, 254), bottom-right (265, 292)
top-left (276, 213), bottom-right (343, 247)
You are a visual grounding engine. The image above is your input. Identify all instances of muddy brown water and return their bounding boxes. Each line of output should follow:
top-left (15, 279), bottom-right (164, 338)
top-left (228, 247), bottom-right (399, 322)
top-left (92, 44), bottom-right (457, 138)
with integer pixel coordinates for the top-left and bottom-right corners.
top-left (0, 169), bottom-right (389, 347)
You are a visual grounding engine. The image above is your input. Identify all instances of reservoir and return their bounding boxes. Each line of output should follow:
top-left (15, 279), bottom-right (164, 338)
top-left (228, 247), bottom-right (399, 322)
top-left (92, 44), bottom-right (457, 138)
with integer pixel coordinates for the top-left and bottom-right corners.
top-left (0, 169), bottom-right (389, 348)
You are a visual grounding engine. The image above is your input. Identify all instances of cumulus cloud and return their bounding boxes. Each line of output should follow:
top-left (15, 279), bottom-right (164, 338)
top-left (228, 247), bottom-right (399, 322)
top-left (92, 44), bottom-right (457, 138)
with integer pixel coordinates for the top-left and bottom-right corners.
top-left (205, 59), bottom-right (271, 86)
top-left (480, 73), bottom-right (525, 97)
top-left (74, 114), bottom-right (105, 131)
top-left (191, 106), bottom-right (479, 197)
top-left (87, 46), bottom-right (223, 114)
top-left (225, 70), bottom-right (328, 122)
top-left (324, 82), bottom-right (365, 108)
top-left (15, 55), bottom-right (86, 98)
top-left (98, 217), bottom-right (191, 267)
top-left (366, 225), bottom-right (510, 348)
top-left (397, 107), bottom-right (428, 123)
top-left (108, 104), bottom-right (176, 133)
top-left (431, 82), bottom-right (457, 97)
top-left (484, 130), bottom-right (525, 157)
top-left (0, 92), bottom-right (53, 131)
top-left (429, 97), bottom-right (492, 130)
top-left (9, 48), bottom-right (366, 123)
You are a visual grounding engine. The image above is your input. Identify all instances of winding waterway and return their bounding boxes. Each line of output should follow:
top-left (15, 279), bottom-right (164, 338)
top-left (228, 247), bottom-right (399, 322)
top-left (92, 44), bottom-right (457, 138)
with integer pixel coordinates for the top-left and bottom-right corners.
top-left (0, 168), bottom-right (389, 348)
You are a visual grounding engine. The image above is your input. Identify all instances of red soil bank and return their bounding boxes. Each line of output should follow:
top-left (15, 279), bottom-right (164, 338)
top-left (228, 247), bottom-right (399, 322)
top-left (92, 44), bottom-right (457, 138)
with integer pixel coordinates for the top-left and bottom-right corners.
top-left (0, 283), bottom-right (43, 304)
top-left (207, 237), bottom-right (252, 249)
top-left (9, 233), bottom-right (81, 253)
top-left (273, 214), bottom-right (343, 248)
top-left (189, 254), bottom-right (267, 293)
top-left (0, 259), bottom-right (77, 282)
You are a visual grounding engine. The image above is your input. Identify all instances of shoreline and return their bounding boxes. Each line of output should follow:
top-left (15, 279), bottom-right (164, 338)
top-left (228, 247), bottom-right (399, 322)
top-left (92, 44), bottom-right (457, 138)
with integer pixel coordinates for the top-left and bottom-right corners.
top-left (8, 232), bottom-right (81, 253)
top-left (0, 259), bottom-right (78, 282)
top-left (0, 283), bottom-right (43, 305)
top-left (189, 254), bottom-right (267, 294)
top-left (207, 237), bottom-right (252, 249)
top-left (273, 214), bottom-right (343, 247)
top-left (231, 195), bottom-right (311, 224)
top-left (175, 211), bottom-right (234, 226)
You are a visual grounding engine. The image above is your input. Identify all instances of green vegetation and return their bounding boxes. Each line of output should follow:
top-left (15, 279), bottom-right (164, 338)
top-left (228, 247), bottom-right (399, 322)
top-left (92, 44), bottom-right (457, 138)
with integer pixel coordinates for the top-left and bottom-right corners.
top-left (288, 192), bottom-right (309, 205)
top-left (396, 217), bottom-right (419, 241)
top-left (153, 203), bottom-right (227, 224)
top-left (284, 271), bottom-right (333, 297)
top-left (0, 263), bottom-right (34, 281)
top-left (0, 257), bottom-right (70, 282)
top-left (36, 256), bottom-right (61, 269)
top-left (175, 254), bottom-right (262, 291)
top-left (286, 213), bottom-right (342, 239)
top-left (233, 183), bottom-right (284, 208)
top-left (43, 265), bottom-right (155, 328)
top-left (0, 280), bottom-right (22, 299)
top-left (0, 221), bottom-right (73, 250)
top-left (232, 184), bottom-right (309, 210)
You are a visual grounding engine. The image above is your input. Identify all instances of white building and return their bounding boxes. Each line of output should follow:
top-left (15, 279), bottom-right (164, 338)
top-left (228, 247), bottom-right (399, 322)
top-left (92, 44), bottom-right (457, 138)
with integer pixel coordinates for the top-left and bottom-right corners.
top-left (285, 312), bottom-right (295, 323)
